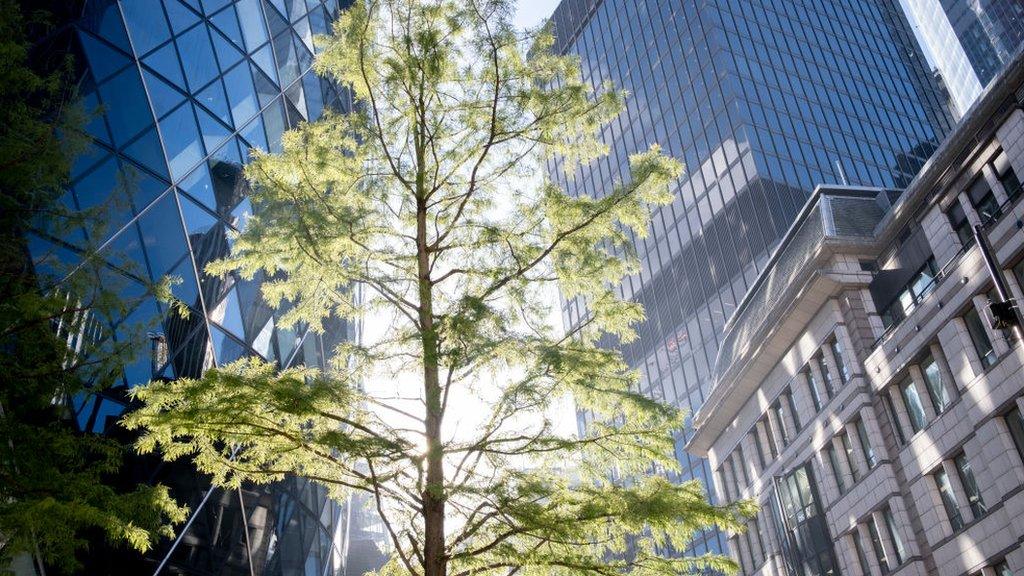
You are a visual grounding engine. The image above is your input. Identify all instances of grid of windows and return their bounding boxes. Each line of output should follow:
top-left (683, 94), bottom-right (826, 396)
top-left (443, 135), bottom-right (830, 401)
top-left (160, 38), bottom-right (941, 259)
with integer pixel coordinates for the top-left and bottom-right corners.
top-left (550, 0), bottom-right (951, 559)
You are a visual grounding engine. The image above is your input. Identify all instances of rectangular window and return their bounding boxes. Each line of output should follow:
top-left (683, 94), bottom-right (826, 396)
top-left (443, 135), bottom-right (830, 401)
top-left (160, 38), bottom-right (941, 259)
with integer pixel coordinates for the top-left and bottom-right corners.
top-left (935, 468), bottom-right (965, 531)
top-left (770, 400), bottom-right (791, 447)
top-left (854, 418), bottom-right (877, 469)
top-left (1014, 260), bottom-right (1024, 295)
top-left (827, 444), bottom-right (847, 494)
top-left (840, 431), bottom-right (861, 483)
top-left (784, 389), bottom-right (801, 432)
top-left (806, 369), bottom-right (824, 410)
top-left (994, 560), bottom-right (1011, 576)
top-left (762, 417), bottom-right (779, 459)
top-left (752, 428), bottom-right (768, 470)
top-left (829, 338), bottom-right (850, 383)
top-left (954, 453), bottom-right (986, 518)
top-left (993, 149), bottom-right (1022, 202)
top-left (735, 446), bottom-right (750, 487)
top-left (816, 354), bottom-right (836, 397)
top-left (853, 531), bottom-right (872, 576)
top-left (968, 175), bottom-right (1001, 223)
top-left (1006, 406), bottom-right (1024, 463)
top-left (884, 393), bottom-right (907, 445)
top-left (964, 307), bottom-right (997, 368)
top-left (883, 505), bottom-right (906, 566)
top-left (868, 515), bottom-right (890, 574)
top-left (921, 353), bottom-right (952, 414)
top-left (900, 379), bottom-right (928, 433)
top-left (947, 201), bottom-right (972, 247)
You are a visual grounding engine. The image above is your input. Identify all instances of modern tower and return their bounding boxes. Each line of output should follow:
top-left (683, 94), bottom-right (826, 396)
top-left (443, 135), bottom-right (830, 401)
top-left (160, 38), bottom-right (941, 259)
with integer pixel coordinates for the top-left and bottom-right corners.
top-left (23, 0), bottom-right (384, 574)
top-left (546, 0), bottom-right (954, 555)
top-left (902, 0), bottom-right (1024, 115)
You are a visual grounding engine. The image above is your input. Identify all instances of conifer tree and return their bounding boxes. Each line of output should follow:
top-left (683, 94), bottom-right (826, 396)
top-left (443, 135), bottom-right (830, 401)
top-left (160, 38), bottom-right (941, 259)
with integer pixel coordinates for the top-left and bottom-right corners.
top-left (126, 1), bottom-right (755, 574)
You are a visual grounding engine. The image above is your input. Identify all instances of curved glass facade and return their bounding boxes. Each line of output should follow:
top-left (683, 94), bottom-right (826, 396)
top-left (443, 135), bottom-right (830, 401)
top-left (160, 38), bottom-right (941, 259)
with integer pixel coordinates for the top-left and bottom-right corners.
top-left (547, 0), bottom-right (953, 555)
top-left (24, 0), bottom-right (368, 573)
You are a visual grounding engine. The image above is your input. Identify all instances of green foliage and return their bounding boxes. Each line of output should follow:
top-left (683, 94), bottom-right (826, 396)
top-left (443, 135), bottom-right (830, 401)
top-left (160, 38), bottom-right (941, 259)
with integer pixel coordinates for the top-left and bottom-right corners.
top-left (126, 1), bottom-right (756, 574)
top-left (0, 1), bottom-right (187, 571)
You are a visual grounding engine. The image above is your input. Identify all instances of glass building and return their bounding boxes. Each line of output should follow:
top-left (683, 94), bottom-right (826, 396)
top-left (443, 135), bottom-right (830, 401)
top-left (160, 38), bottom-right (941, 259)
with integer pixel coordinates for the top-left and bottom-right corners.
top-left (546, 0), bottom-right (953, 555)
top-left (902, 0), bottom-right (1024, 114)
top-left (23, 0), bottom-right (384, 574)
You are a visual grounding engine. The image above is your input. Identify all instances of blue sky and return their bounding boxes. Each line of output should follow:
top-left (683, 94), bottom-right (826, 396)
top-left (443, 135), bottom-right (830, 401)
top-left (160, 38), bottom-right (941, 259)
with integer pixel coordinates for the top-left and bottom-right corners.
top-left (513, 0), bottom-right (555, 30)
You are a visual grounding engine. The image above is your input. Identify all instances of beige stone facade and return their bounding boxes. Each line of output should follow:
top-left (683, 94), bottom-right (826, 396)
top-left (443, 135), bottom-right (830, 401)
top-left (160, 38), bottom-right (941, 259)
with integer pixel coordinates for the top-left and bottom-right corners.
top-left (688, 54), bottom-right (1024, 576)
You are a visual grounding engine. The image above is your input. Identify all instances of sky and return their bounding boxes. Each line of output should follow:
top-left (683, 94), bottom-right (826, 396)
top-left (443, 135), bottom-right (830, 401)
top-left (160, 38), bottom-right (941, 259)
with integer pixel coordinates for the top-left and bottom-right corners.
top-left (513, 0), bottom-right (555, 31)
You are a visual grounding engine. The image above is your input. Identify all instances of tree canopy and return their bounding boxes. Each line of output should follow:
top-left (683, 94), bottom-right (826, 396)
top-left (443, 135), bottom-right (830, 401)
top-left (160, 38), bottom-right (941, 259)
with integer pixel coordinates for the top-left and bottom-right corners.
top-left (125, 1), bottom-right (755, 575)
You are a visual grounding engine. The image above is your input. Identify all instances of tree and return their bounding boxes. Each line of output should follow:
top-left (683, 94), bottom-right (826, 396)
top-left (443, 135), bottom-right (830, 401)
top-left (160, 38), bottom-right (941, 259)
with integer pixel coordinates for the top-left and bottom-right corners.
top-left (0, 1), bottom-right (187, 572)
top-left (124, 1), bottom-right (755, 575)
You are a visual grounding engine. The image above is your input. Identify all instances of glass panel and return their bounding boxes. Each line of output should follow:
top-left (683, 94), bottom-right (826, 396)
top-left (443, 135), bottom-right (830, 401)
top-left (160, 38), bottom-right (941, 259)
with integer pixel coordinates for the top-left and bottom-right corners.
top-left (935, 469), bottom-right (965, 531)
top-left (964, 307), bottom-right (997, 368)
top-left (236, 0), bottom-right (269, 52)
top-left (855, 419), bottom-right (877, 469)
top-left (921, 354), bottom-right (951, 414)
top-left (829, 338), bottom-right (849, 383)
top-left (225, 62), bottom-right (260, 127)
top-left (142, 69), bottom-right (187, 119)
top-left (868, 516), bottom-right (890, 574)
top-left (138, 193), bottom-right (188, 279)
top-left (954, 453), bottom-right (986, 518)
top-left (210, 3), bottom-right (244, 47)
top-left (196, 78), bottom-right (232, 126)
top-left (78, 30), bottom-right (130, 83)
top-left (177, 24), bottom-right (219, 92)
top-left (159, 103), bottom-right (205, 180)
top-left (900, 379), bottom-right (928, 433)
top-left (98, 66), bottom-right (152, 146)
top-left (883, 506), bottom-right (905, 566)
top-left (163, 0), bottom-right (200, 34)
top-left (122, 126), bottom-right (171, 179)
top-left (121, 0), bottom-right (171, 55)
top-left (816, 354), bottom-right (835, 397)
top-left (142, 41), bottom-right (188, 90)
top-left (211, 28), bottom-right (245, 72)
top-left (827, 445), bottom-right (846, 494)
top-left (840, 431), bottom-right (860, 482)
top-left (805, 371), bottom-right (822, 411)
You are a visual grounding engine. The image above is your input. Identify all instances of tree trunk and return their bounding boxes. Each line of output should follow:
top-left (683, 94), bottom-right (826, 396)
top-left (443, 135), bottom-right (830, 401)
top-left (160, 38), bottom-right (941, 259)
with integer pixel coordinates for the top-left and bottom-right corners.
top-left (415, 102), bottom-right (446, 576)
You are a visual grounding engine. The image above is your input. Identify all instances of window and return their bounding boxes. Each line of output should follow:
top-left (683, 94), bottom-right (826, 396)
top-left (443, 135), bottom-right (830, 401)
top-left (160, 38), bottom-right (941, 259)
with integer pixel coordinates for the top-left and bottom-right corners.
top-left (882, 506), bottom-right (906, 566)
top-left (867, 515), bottom-right (891, 574)
top-left (993, 149), bottom-right (1022, 203)
top-left (805, 370), bottom-right (823, 411)
top-left (852, 531), bottom-right (872, 576)
top-left (784, 388), bottom-right (801, 432)
top-left (934, 468), bottom-right (965, 531)
top-left (839, 430), bottom-right (861, 482)
top-left (735, 447), bottom-right (750, 487)
top-left (1007, 406), bottom-right (1024, 463)
top-left (770, 399), bottom-right (791, 447)
top-left (994, 560), bottom-right (1012, 576)
top-left (829, 338), bottom-right (850, 383)
top-left (827, 444), bottom-right (847, 494)
top-left (854, 418), bottom-right (877, 469)
top-left (752, 428), bottom-right (768, 470)
top-left (968, 175), bottom-right (1001, 223)
top-left (884, 393), bottom-right (907, 446)
top-left (880, 258), bottom-right (939, 328)
top-left (947, 201), bottom-right (972, 247)
top-left (777, 464), bottom-right (841, 576)
top-left (954, 453), bottom-right (986, 518)
top-left (921, 354), bottom-right (952, 414)
top-left (816, 354), bottom-right (836, 397)
top-left (900, 379), bottom-right (928, 433)
top-left (762, 417), bottom-right (779, 459)
top-left (1014, 260), bottom-right (1024, 295)
top-left (964, 306), bottom-right (997, 368)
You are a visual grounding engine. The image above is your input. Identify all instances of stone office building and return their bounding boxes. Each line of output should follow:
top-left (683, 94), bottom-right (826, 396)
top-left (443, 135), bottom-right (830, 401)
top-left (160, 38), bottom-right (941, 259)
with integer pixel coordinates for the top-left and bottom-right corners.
top-left (688, 50), bottom-right (1024, 576)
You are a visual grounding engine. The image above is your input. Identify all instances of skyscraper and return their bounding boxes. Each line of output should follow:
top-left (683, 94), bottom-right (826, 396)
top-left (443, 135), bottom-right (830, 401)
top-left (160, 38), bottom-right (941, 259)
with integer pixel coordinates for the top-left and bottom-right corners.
top-left (547, 0), bottom-right (953, 555)
top-left (902, 0), bottom-right (1024, 114)
top-left (23, 0), bottom-right (375, 573)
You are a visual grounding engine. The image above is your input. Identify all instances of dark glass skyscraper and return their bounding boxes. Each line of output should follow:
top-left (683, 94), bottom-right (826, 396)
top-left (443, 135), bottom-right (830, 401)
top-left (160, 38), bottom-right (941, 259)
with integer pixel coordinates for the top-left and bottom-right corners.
top-left (22, 0), bottom-right (380, 574)
top-left (903, 0), bottom-right (1024, 114)
top-left (547, 0), bottom-right (953, 555)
